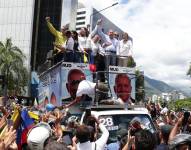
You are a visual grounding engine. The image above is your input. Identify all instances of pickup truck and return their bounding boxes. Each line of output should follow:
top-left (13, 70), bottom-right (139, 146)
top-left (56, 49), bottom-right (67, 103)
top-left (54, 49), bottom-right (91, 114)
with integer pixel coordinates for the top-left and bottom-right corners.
top-left (80, 105), bottom-right (157, 143)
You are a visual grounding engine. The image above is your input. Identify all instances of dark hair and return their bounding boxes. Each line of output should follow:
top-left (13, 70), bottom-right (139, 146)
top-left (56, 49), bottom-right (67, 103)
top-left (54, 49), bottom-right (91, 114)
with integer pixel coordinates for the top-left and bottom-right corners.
top-left (135, 129), bottom-right (156, 150)
top-left (82, 27), bottom-right (89, 37)
top-left (65, 30), bottom-right (71, 38)
top-left (87, 126), bottom-right (95, 142)
top-left (44, 137), bottom-right (69, 150)
top-left (182, 111), bottom-right (190, 126)
top-left (71, 30), bottom-right (78, 41)
top-left (76, 125), bottom-right (90, 143)
top-left (86, 116), bottom-right (96, 130)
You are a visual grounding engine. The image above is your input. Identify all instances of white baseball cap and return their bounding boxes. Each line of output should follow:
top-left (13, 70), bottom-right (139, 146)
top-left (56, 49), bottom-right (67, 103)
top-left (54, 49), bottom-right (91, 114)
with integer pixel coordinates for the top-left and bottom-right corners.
top-left (27, 122), bottom-right (52, 150)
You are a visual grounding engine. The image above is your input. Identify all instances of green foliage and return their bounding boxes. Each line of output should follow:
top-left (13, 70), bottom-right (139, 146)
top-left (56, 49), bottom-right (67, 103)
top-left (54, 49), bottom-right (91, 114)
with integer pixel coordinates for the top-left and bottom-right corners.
top-left (0, 38), bottom-right (29, 95)
top-left (168, 98), bottom-right (191, 111)
top-left (135, 70), bottom-right (144, 102)
top-left (127, 56), bottom-right (136, 68)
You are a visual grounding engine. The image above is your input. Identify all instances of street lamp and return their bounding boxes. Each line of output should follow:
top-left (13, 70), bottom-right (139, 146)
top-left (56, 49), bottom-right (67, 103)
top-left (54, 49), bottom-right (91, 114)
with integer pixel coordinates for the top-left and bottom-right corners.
top-left (89, 2), bottom-right (119, 31)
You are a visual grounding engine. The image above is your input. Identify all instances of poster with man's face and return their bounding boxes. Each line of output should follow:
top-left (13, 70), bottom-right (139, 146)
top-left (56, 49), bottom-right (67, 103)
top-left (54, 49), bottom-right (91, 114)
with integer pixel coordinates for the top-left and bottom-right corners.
top-left (38, 62), bottom-right (92, 108)
top-left (60, 63), bottom-right (93, 104)
top-left (109, 66), bottom-right (136, 102)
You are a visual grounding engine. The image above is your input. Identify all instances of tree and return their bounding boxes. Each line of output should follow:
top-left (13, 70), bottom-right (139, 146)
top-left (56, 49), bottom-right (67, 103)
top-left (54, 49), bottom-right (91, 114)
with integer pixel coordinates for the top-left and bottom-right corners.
top-left (127, 56), bottom-right (136, 68)
top-left (135, 70), bottom-right (145, 102)
top-left (0, 38), bottom-right (29, 96)
top-left (187, 63), bottom-right (191, 77)
top-left (168, 98), bottom-right (191, 111)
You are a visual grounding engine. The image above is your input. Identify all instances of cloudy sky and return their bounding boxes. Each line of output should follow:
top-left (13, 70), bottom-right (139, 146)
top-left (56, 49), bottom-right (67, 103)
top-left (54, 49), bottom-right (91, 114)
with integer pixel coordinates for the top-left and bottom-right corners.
top-left (79, 0), bottom-right (191, 94)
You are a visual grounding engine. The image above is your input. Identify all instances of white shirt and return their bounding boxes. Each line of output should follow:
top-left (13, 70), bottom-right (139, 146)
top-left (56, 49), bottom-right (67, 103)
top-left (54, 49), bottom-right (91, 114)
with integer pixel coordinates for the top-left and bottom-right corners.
top-left (77, 124), bottom-right (109, 150)
top-left (114, 98), bottom-right (134, 106)
top-left (91, 41), bottom-right (105, 56)
top-left (96, 25), bottom-right (119, 53)
top-left (62, 37), bottom-right (74, 51)
top-left (91, 40), bottom-right (99, 56)
top-left (78, 36), bottom-right (91, 52)
top-left (117, 39), bottom-right (133, 57)
top-left (76, 80), bottom-right (96, 97)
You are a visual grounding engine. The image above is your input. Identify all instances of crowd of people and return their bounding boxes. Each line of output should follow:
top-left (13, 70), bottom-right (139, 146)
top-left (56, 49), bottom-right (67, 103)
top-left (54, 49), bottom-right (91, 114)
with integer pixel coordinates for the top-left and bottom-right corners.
top-left (45, 17), bottom-right (133, 69)
top-left (1, 100), bottom-right (191, 150)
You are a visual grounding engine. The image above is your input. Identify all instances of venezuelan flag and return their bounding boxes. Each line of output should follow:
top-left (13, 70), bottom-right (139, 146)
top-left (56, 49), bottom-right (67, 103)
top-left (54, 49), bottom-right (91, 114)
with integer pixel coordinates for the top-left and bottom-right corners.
top-left (16, 109), bottom-right (35, 150)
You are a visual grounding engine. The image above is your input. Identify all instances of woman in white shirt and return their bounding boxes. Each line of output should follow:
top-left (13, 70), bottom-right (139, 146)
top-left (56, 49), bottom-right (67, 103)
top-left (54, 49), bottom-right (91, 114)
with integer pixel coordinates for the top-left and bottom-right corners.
top-left (117, 32), bottom-right (133, 67)
top-left (78, 27), bottom-right (92, 63)
top-left (55, 30), bottom-right (74, 62)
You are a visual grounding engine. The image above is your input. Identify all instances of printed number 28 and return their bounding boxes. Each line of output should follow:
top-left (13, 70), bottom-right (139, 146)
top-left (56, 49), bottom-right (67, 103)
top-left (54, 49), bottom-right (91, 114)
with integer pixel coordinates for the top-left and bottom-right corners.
top-left (99, 117), bottom-right (113, 126)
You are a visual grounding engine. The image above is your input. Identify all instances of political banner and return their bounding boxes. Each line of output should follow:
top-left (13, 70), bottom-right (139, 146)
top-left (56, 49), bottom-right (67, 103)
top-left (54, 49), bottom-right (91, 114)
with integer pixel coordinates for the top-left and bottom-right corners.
top-left (60, 62), bottom-right (93, 105)
top-left (108, 66), bottom-right (136, 101)
top-left (38, 65), bottom-right (61, 107)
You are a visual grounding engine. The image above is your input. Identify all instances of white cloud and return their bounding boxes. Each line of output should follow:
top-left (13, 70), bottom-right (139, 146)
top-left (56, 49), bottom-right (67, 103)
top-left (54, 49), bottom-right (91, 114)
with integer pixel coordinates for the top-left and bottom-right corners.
top-left (79, 0), bottom-right (191, 92)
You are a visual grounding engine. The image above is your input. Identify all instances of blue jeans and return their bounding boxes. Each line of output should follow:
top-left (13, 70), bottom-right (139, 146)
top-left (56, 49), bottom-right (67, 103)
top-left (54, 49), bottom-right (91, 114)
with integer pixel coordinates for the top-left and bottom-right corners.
top-left (64, 51), bottom-right (74, 62)
top-left (74, 51), bottom-right (83, 63)
top-left (105, 54), bottom-right (116, 66)
top-left (87, 50), bottom-right (94, 64)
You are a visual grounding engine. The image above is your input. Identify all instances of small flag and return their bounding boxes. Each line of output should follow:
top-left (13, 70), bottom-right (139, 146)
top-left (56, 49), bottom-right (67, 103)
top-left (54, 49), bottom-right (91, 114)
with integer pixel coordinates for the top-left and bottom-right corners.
top-left (83, 53), bottom-right (88, 63)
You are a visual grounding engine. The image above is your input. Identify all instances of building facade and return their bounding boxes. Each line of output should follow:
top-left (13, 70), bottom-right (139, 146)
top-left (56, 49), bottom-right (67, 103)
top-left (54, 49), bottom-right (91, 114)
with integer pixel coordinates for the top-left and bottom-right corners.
top-left (31, 0), bottom-right (63, 71)
top-left (61, 0), bottom-right (78, 30)
top-left (0, 0), bottom-right (35, 70)
top-left (76, 4), bottom-right (124, 35)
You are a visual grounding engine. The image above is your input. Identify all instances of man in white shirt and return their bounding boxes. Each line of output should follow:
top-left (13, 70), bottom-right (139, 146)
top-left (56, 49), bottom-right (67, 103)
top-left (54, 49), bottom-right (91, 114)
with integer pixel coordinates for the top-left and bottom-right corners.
top-left (75, 121), bottom-right (109, 150)
top-left (96, 19), bottom-right (119, 66)
top-left (117, 32), bottom-right (133, 67)
top-left (62, 78), bottom-right (109, 109)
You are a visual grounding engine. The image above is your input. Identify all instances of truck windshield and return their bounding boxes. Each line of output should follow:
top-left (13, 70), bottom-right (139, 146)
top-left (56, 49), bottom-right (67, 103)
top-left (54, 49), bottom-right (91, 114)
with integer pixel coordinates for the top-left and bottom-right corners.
top-left (98, 114), bottom-right (156, 143)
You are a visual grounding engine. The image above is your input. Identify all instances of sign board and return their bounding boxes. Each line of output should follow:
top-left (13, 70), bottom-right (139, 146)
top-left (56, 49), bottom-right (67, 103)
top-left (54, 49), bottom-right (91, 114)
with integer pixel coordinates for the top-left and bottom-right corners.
top-left (108, 66), bottom-right (136, 100)
top-left (38, 62), bottom-right (92, 108)
top-left (38, 63), bottom-right (136, 108)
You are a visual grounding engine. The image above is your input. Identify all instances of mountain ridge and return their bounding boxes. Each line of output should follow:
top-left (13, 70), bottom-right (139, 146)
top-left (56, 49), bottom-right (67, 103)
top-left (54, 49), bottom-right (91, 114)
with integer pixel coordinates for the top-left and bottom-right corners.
top-left (144, 76), bottom-right (176, 97)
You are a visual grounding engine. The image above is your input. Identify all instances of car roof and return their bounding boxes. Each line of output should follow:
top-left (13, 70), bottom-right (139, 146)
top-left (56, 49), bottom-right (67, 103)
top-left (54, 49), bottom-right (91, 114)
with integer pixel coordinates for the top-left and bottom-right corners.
top-left (91, 109), bottom-right (149, 117)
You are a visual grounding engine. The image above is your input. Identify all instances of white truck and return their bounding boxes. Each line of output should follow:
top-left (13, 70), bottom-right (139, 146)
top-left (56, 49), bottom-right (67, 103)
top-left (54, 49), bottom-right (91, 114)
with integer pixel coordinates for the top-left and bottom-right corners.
top-left (80, 105), bottom-right (156, 143)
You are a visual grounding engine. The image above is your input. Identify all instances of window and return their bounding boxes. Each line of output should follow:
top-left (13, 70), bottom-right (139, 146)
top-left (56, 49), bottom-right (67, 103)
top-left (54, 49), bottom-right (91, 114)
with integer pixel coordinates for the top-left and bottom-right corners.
top-left (76, 21), bottom-right (85, 25)
top-left (98, 114), bottom-right (156, 142)
top-left (76, 27), bottom-right (81, 31)
top-left (77, 11), bottom-right (86, 15)
top-left (76, 16), bottom-right (85, 20)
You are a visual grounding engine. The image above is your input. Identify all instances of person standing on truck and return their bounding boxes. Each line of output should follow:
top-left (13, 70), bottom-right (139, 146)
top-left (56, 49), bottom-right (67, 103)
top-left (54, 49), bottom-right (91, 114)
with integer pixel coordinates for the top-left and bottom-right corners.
top-left (96, 19), bottom-right (119, 66)
top-left (54, 30), bottom-right (74, 62)
top-left (116, 32), bottom-right (133, 67)
top-left (45, 17), bottom-right (68, 62)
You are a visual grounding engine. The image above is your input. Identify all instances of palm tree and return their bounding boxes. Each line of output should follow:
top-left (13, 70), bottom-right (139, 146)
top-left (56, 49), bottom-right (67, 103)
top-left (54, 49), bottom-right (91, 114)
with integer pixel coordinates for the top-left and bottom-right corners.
top-left (0, 38), bottom-right (29, 96)
top-left (187, 63), bottom-right (191, 77)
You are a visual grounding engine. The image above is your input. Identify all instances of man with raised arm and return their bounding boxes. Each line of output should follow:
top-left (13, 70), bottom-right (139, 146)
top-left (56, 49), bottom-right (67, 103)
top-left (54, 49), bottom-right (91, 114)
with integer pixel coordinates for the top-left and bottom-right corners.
top-left (45, 17), bottom-right (68, 54)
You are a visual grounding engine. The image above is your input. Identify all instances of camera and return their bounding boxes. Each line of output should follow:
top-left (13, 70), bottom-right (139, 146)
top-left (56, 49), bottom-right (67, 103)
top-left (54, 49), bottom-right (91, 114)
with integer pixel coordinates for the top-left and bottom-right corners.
top-left (129, 128), bottom-right (136, 136)
top-left (182, 111), bottom-right (190, 126)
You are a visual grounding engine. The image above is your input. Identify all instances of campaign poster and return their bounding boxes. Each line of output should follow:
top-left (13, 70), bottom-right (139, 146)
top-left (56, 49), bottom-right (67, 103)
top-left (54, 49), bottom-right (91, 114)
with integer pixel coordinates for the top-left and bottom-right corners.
top-left (60, 62), bottom-right (93, 105)
top-left (108, 66), bottom-right (136, 101)
top-left (38, 65), bottom-right (61, 107)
